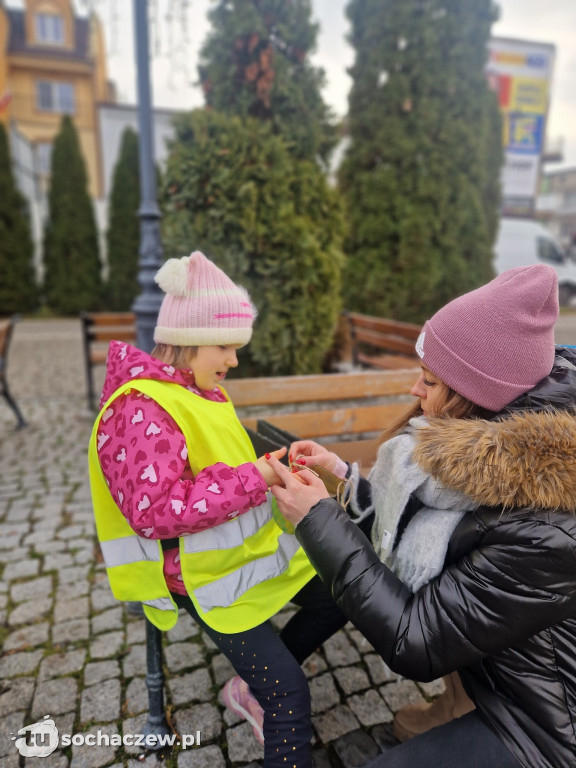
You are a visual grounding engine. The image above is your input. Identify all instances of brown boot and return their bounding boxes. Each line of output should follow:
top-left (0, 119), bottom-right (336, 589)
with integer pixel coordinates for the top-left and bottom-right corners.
top-left (393, 672), bottom-right (475, 742)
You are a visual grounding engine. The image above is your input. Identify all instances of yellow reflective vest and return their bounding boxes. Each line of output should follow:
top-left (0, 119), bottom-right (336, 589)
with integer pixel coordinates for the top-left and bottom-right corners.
top-left (89, 378), bottom-right (315, 632)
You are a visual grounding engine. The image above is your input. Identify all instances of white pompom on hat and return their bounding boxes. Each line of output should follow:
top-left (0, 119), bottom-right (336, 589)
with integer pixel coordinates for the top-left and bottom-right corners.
top-left (153, 251), bottom-right (257, 347)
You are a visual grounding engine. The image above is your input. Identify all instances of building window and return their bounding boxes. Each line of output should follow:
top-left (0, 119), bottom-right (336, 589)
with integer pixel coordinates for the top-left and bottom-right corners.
top-left (36, 81), bottom-right (75, 114)
top-left (36, 142), bottom-right (53, 176)
top-left (35, 13), bottom-right (65, 44)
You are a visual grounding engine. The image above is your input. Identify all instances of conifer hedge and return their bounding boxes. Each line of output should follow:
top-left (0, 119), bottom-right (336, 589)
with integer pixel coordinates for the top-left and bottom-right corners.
top-left (105, 127), bottom-right (140, 311)
top-left (0, 123), bottom-right (38, 314)
top-left (162, 110), bottom-right (343, 376)
top-left (43, 116), bottom-right (102, 314)
top-left (339, 0), bottom-right (502, 323)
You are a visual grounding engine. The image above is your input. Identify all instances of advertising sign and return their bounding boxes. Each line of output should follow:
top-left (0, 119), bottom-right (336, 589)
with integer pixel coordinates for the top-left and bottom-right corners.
top-left (486, 37), bottom-right (555, 217)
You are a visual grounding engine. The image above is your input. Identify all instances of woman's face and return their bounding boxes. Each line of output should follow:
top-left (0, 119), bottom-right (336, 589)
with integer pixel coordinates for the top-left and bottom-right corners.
top-left (410, 366), bottom-right (448, 417)
top-left (189, 344), bottom-right (241, 390)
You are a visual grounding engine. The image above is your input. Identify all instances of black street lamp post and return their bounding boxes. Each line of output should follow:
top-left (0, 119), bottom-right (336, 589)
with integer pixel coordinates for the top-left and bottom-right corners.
top-left (132, 0), bottom-right (164, 354)
top-left (131, 0), bottom-right (170, 746)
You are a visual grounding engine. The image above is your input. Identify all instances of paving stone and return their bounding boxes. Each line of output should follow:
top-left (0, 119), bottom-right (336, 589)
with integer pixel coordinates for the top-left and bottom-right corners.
top-left (52, 618), bottom-right (90, 644)
top-left (2, 558), bottom-right (40, 580)
top-left (364, 654), bottom-right (398, 686)
top-left (69, 723), bottom-right (120, 768)
top-left (122, 643), bottom-right (147, 678)
top-left (54, 595), bottom-right (90, 623)
top-left (348, 689), bottom-right (393, 727)
top-left (32, 677), bottom-right (78, 718)
top-left (0, 649), bottom-right (44, 677)
top-left (420, 677), bottom-right (446, 699)
top-left (0, 677), bottom-right (35, 717)
top-left (0, 522), bottom-right (29, 548)
top-left (312, 745), bottom-right (333, 768)
top-left (90, 606), bottom-right (124, 637)
top-left (211, 652), bottom-right (236, 685)
top-left (1, 711), bottom-right (26, 758)
top-left (166, 615), bottom-right (200, 642)
top-left (125, 618), bottom-right (147, 645)
top-left (39, 649), bottom-right (86, 680)
top-left (42, 552), bottom-right (75, 571)
top-left (379, 679), bottom-right (425, 713)
top-left (347, 628), bottom-right (375, 655)
top-left (312, 705), bottom-right (360, 743)
top-left (84, 659), bottom-right (121, 687)
top-left (225, 722), bottom-right (264, 764)
top-left (58, 579), bottom-right (90, 599)
top-left (58, 565), bottom-right (90, 584)
top-left (8, 597), bottom-right (53, 626)
top-left (371, 722), bottom-right (402, 752)
top-left (0, 592), bottom-right (6, 608)
top-left (125, 676), bottom-right (149, 716)
top-left (120, 712), bottom-right (149, 755)
top-left (332, 729), bottom-right (381, 768)
top-left (174, 702), bottom-right (223, 744)
top-left (10, 575), bottom-right (53, 603)
top-left (3, 621), bottom-right (50, 651)
top-left (0, 546), bottom-right (30, 563)
top-left (310, 673), bottom-right (340, 714)
top-left (81, 678), bottom-right (121, 723)
top-left (303, 652), bottom-right (328, 678)
top-left (178, 744), bottom-right (226, 768)
top-left (57, 524), bottom-right (90, 540)
top-left (90, 630), bottom-right (124, 659)
top-left (334, 666), bottom-right (371, 695)
top-left (91, 586), bottom-right (118, 612)
top-left (322, 633), bottom-right (361, 668)
top-left (169, 668), bottom-right (213, 706)
top-left (165, 641), bottom-right (205, 673)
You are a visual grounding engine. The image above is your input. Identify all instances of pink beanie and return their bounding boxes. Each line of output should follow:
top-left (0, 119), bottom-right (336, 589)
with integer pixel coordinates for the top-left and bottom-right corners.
top-left (416, 265), bottom-right (558, 411)
top-left (153, 251), bottom-right (256, 347)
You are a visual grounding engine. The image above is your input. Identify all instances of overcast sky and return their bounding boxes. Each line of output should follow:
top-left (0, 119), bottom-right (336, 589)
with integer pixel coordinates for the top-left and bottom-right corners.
top-left (9, 0), bottom-right (576, 168)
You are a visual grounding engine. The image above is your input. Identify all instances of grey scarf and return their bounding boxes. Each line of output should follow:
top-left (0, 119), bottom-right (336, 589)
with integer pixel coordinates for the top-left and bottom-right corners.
top-left (347, 417), bottom-right (475, 593)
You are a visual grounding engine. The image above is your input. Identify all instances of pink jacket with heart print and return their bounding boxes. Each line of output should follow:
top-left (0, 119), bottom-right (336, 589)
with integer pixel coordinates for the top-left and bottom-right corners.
top-left (96, 341), bottom-right (268, 595)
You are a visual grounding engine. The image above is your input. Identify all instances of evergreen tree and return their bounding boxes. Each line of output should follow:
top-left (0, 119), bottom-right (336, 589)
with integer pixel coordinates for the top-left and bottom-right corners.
top-left (0, 123), bottom-right (38, 314)
top-left (105, 127), bottom-right (140, 311)
top-left (339, 0), bottom-right (502, 323)
top-left (162, 110), bottom-right (343, 376)
top-left (43, 115), bottom-right (102, 314)
top-left (198, 0), bottom-right (337, 162)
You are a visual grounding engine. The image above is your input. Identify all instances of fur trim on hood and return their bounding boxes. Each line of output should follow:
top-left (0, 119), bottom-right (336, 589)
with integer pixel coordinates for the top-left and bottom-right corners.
top-left (413, 410), bottom-right (576, 513)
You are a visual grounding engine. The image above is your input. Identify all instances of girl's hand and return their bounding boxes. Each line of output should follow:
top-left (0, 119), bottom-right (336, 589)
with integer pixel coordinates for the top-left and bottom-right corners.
top-left (267, 456), bottom-right (330, 526)
top-left (289, 440), bottom-right (341, 474)
top-left (254, 447), bottom-right (287, 487)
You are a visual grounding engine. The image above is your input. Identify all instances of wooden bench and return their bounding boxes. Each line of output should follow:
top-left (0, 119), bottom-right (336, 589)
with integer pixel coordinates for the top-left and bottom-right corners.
top-left (226, 367), bottom-right (419, 472)
top-left (81, 312), bottom-right (136, 411)
top-left (345, 311), bottom-right (421, 371)
top-left (0, 315), bottom-right (27, 429)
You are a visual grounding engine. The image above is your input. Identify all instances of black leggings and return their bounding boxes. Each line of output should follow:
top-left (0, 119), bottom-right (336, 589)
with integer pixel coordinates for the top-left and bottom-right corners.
top-left (172, 575), bottom-right (348, 768)
top-left (365, 711), bottom-right (521, 768)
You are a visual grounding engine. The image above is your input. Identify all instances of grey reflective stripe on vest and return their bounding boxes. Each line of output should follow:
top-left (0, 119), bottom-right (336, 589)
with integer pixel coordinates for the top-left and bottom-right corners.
top-left (193, 532), bottom-right (300, 612)
top-left (143, 597), bottom-right (174, 611)
top-left (183, 499), bottom-right (273, 554)
top-left (100, 535), bottom-right (160, 567)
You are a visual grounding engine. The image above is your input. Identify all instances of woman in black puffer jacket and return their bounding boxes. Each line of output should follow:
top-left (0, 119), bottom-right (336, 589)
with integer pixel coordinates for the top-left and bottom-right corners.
top-left (267, 266), bottom-right (576, 768)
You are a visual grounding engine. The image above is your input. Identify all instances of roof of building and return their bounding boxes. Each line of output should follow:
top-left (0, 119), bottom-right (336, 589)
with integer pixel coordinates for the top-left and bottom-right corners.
top-left (6, 8), bottom-right (91, 63)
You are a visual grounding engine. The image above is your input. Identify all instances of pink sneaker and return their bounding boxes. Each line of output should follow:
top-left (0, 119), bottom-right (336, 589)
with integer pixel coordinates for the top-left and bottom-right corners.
top-left (222, 676), bottom-right (264, 745)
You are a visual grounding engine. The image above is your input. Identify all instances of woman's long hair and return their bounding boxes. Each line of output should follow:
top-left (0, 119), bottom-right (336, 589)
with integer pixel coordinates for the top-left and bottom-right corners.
top-left (380, 382), bottom-right (495, 443)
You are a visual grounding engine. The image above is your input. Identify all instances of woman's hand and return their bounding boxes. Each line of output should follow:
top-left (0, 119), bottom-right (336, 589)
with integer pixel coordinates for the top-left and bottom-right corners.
top-left (289, 440), bottom-right (342, 474)
top-left (254, 447), bottom-right (287, 487)
top-left (267, 455), bottom-right (330, 526)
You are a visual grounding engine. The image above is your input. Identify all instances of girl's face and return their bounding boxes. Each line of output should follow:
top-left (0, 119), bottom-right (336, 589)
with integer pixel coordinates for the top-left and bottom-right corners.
top-left (189, 345), bottom-right (241, 390)
top-left (410, 366), bottom-right (449, 418)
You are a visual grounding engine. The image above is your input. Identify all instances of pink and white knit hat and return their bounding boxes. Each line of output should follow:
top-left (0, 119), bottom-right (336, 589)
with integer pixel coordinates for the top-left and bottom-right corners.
top-left (415, 264), bottom-right (558, 411)
top-left (153, 251), bottom-right (256, 347)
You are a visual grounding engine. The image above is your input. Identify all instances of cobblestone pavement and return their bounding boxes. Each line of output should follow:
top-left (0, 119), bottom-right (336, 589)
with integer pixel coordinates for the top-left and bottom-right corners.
top-left (1, 315), bottom-right (575, 768)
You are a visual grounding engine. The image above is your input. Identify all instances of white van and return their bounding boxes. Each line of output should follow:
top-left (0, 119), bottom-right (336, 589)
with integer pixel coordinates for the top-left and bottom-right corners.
top-left (494, 218), bottom-right (576, 305)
